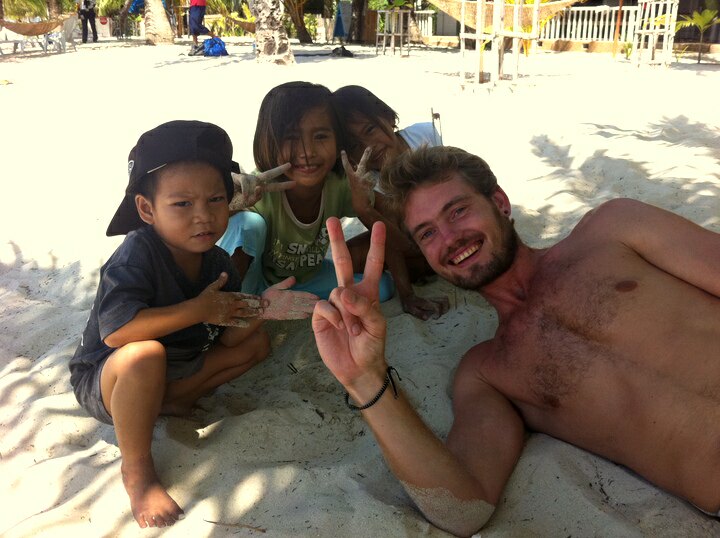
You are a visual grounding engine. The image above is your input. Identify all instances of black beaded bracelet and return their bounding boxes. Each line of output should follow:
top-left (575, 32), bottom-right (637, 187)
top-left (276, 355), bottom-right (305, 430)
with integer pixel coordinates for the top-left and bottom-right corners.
top-left (345, 367), bottom-right (402, 411)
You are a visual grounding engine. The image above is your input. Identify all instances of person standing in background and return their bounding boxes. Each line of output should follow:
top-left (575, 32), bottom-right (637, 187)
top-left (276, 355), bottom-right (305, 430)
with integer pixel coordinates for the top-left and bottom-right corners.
top-left (78, 0), bottom-right (98, 43)
top-left (189, 0), bottom-right (213, 53)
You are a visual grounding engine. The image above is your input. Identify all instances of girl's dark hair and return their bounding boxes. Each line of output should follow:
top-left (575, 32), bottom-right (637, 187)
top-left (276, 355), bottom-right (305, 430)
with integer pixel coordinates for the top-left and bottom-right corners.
top-left (331, 85), bottom-right (398, 129)
top-left (331, 86), bottom-right (399, 157)
top-left (253, 81), bottom-right (342, 175)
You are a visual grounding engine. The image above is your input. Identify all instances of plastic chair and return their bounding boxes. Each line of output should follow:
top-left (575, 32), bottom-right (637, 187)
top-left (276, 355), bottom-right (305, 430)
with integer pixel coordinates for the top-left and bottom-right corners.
top-left (48, 15), bottom-right (78, 52)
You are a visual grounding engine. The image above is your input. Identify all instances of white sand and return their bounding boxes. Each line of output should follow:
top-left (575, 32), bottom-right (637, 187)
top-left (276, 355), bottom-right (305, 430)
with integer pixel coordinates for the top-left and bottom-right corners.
top-left (1, 40), bottom-right (719, 537)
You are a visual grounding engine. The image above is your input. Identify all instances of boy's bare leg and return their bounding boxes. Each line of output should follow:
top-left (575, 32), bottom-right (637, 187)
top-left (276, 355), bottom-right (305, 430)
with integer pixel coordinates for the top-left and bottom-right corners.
top-left (101, 341), bottom-right (184, 528)
top-left (163, 328), bottom-right (270, 414)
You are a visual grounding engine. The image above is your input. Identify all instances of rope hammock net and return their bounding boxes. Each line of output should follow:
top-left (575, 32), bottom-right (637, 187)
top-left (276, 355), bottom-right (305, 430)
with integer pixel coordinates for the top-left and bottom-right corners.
top-left (427, 0), bottom-right (585, 29)
top-left (0, 16), bottom-right (70, 36)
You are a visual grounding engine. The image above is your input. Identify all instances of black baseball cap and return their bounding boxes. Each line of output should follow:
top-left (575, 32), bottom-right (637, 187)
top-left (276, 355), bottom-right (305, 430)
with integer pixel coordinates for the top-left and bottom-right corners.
top-left (107, 120), bottom-right (240, 236)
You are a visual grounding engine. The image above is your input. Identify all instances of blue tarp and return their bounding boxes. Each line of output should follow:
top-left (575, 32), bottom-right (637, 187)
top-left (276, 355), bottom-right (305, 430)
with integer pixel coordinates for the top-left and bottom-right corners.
top-left (333, 1), bottom-right (346, 39)
top-left (129, 0), bottom-right (167, 15)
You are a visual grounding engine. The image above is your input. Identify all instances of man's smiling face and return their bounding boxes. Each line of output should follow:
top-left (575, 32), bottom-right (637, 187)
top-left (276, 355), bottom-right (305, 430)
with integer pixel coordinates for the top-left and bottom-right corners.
top-left (404, 174), bottom-right (517, 290)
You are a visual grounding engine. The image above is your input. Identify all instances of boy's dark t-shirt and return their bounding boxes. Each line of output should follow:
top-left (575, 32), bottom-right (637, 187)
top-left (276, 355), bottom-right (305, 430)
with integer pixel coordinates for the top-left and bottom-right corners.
top-left (69, 225), bottom-right (242, 394)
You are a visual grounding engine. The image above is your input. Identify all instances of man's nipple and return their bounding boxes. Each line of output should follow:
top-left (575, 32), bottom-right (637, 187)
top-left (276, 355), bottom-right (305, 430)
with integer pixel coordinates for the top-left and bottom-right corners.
top-left (615, 280), bottom-right (638, 292)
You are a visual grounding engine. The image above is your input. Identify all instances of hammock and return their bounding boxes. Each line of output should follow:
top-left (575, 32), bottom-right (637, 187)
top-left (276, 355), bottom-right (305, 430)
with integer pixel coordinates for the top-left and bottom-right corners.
top-left (0, 17), bottom-right (66, 36)
top-left (427, 0), bottom-right (584, 30)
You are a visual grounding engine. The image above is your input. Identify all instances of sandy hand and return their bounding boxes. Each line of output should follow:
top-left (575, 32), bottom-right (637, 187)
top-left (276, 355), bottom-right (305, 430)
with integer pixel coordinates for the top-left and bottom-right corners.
top-left (259, 277), bottom-right (318, 320)
top-left (198, 273), bottom-right (263, 327)
top-left (229, 163), bottom-right (294, 210)
top-left (342, 148), bottom-right (375, 211)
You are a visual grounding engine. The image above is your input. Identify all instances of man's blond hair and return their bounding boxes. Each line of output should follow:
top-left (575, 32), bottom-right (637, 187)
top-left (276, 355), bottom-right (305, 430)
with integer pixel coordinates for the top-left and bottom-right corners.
top-left (379, 146), bottom-right (499, 224)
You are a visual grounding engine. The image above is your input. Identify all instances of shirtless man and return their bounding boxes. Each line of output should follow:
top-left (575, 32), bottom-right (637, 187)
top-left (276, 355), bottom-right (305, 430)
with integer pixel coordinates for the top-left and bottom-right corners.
top-left (311, 146), bottom-right (720, 537)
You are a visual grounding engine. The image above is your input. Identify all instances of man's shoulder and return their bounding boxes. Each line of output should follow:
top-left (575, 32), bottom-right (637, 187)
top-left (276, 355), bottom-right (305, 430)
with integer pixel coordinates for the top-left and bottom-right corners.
top-left (570, 198), bottom-right (648, 240)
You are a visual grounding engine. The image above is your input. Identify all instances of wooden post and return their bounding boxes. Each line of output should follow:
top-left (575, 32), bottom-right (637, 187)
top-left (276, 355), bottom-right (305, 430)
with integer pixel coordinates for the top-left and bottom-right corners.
top-left (612, 0), bottom-right (624, 58)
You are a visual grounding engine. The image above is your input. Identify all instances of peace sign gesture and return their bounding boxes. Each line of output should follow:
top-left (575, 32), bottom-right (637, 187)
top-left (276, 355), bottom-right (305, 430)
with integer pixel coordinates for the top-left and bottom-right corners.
top-left (229, 163), bottom-right (294, 211)
top-left (312, 218), bottom-right (389, 389)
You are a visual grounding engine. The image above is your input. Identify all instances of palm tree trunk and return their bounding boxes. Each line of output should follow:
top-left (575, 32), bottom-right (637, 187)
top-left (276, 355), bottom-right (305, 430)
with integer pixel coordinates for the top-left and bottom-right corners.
top-left (47, 0), bottom-right (59, 18)
top-left (697, 30), bottom-right (704, 63)
top-left (0, 0), bottom-right (5, 20)
top-left (144, 0), bottom-right (175, 44)
top-left (253, 0), bottom-right (295, 64)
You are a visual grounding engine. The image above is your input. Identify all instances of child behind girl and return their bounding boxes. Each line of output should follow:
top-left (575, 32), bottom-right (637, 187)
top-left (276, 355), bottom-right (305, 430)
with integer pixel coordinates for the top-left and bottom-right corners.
top-left (218, 81), bottom-right (394, 301)
top-left (331, 85), bottom-right (442, 173)
top-left (331, 85), bottom-right (449, 321)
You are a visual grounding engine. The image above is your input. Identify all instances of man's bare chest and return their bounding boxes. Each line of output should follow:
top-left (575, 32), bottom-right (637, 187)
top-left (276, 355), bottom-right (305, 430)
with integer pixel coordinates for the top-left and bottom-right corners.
top-left (483, 253), bottom-right (650, 409)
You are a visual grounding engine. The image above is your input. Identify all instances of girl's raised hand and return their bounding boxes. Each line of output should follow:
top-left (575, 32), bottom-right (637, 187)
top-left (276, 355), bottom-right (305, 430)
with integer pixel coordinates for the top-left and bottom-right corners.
top-left (229, 163), bottom-right (295, 210)
top-left (342, 149), bottom-right (375, 213)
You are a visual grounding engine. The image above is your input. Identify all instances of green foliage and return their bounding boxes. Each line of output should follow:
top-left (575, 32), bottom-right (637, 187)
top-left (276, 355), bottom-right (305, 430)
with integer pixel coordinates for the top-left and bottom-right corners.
top-left (675, 8), bottom-right (719, 62)
top-left (622, 41), bottom-right (632, 59)
top-left (4, 0), bottom-right (49, 19)
top-left (97, 0), bottom-right (125, 17)
top-left (675, 8), bottom-right (719, 34)
top-left (369, 0), bottom-right (412, 9)
top-left (303, 12), bottom-right (317, 39)
top-left (673, 44), bottom-right (689, 62)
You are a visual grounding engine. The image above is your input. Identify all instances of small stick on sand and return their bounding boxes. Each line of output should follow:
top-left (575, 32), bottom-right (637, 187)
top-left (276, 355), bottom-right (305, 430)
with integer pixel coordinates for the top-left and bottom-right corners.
top-left (204, 519), bottom-right (267, 532)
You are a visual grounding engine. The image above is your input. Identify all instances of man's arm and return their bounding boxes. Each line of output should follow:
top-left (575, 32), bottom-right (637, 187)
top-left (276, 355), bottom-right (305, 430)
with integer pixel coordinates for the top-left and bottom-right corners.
top-left (312, 218), bottom-right (523, 536)
top-left (586, 198), bottom-right (720, 297)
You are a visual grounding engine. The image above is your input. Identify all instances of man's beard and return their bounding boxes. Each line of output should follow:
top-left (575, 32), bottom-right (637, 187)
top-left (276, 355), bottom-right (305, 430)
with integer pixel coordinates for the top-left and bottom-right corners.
top-left (447, 215), bottom-right (518, 291)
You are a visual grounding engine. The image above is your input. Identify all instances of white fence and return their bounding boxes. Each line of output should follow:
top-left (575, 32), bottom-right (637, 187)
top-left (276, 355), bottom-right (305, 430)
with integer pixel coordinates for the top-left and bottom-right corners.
top-left (415, 10), bottom-right (436, 37)
top-left (417, 5), bottom-right (643, 43)
top-left (539, 5), bottom-right (640, 43)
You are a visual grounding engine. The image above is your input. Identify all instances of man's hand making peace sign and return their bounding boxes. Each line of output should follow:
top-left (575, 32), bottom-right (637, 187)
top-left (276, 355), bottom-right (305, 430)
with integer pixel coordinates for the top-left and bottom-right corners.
top-left (312, 217), bottom-right (389, 394)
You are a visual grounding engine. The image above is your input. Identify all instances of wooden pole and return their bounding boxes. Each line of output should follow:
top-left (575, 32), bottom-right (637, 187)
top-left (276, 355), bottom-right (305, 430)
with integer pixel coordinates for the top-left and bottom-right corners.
top-left (612, 0), bottom-right (625, 58)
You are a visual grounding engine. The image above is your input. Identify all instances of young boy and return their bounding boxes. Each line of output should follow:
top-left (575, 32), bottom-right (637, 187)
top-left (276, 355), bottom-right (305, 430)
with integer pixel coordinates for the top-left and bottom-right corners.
top-left (69, 120), bottom-right (316, 528)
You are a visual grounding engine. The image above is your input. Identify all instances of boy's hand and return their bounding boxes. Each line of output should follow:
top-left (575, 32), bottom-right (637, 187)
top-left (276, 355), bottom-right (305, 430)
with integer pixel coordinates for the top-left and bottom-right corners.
top-left (342, 149), bottom-right (375, 213)
top-left (197, 273), bottom-right (263, 327)
top-left (259, 277), bottom-right (318, 320)
top-left (229, 163), bottom-right (295, 211)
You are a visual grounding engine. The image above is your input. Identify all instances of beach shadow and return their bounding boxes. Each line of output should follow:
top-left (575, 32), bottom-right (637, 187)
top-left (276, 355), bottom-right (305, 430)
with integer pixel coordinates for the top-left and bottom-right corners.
top-left (518, 126), bottom-right (720, 242)
top-left (588, 116), bottom-right (720, 162)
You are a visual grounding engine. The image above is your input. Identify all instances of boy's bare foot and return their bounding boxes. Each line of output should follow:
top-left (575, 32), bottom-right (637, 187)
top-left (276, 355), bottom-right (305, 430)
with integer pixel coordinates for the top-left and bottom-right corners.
top-left (121, 456), bottom-right (184, 528)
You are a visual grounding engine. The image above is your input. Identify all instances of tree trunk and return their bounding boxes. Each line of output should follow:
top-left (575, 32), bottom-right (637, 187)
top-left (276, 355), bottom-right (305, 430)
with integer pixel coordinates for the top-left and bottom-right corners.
top-left (253, 0), bottom-right (295, 64)
top-left (144, 0), bottom-right (175, 44)
top-left (285, 1), bottom-right (313, 43)
top-left (350, 0), bottom-right (365, 42)
top-left (47, 0), bottom-right (59, 18)
top-left (697, 30), bottom-right (704, 63)
top-left (118, 0), bottom-right (133, 37)
top-left (0, 0), bottom-right (5, 21)
top-left (408, 10), bottom-right (423, 43)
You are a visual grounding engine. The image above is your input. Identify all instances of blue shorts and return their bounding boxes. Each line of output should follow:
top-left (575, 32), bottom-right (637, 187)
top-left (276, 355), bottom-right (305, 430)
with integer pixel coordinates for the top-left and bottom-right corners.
top-left (189, 5), bottom-right (209, 36)
top-left (217, 212), bottom-right (395, 301)
top-left (73, 356), bottom-right (113, 425)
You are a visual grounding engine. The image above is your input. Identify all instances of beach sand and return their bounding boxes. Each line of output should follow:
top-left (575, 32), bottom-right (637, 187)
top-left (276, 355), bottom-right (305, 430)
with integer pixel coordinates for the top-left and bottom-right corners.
top-left (1, 39), bottom-right (719, 537)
